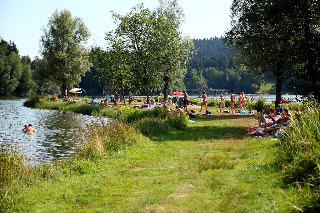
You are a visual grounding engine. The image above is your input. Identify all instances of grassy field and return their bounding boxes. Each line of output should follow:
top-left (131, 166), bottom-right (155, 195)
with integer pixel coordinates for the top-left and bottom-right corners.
top-left (7, 106), bottom-right (305, 212)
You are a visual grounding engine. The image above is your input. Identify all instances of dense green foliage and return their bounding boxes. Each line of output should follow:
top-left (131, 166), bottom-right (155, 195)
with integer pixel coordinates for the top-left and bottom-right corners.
top-left (40, 9), bottom-right (91, 97)
top-left (31, 57), bottom-right (61, 95)
top-left (91, 2), bottom-right (194, 103)
top-left (78, 121), bottom-right (138, 158)
top-left (185, 38), bottom-right (261, 94)
top-left (277, 100), bottom-right (320, 211)
top-left (225, 0), bottom-right (320, 103)
top-left (0, 39), bottom-right (22, 95)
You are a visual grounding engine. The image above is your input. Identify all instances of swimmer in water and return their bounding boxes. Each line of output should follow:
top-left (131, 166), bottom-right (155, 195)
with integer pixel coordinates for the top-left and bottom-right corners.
top-left (25, 124), bottom-right (36, 134)
top-left (22, 124), bottom-right (28, 132)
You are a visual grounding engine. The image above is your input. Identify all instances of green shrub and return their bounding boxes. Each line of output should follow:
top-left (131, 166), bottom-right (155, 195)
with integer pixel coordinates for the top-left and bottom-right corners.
top-left (166, 112), bottom-right (188, 130)
top-left (189, 98), bottom-right (201, 105)
top-left (254, 99), bottom-right (266, 112)
top-left (0, 147), bottom-right (32, 211)
top-left (137, 112), bottom-right (188, 137)
top-left (224, 100), bottom-right (231, 108)
top-left (138, 118), bottom-right (170, 137)
top-left (282, 102), bottom-right (302, 111)
top-left (99, 107), bottom-right (117, 118)
top-left (78, 120), bottom-right (138, 158)
top-left (277, 100), bottom-right (320, 210)
top-left (73, 104), bottom-right (101, 115)
top-left (245, 100), bottom-right (255, 110)
top-left (207, 99), bottom-right (219, 107)
top-left (23, 96), bottom-right (41, 107)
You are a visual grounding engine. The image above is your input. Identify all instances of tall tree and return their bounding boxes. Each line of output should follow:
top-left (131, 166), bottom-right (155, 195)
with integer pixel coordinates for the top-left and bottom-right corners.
top-left (286, 0), bottom-right (320, 100)
top-left (15, 59), bottom-right (36, 96)
top-left (0, 38), bottom-right (22, 95)
top-left (155, 0), bottom-right (195, 100)
top-left (110, 4), bottom-right (163, 103)
top-left (40, 9), bottom-right (91, 97)
top-left (90, 37), bottom-right (130, 104)
top-left (225, 0), bottom-right (297, 106)
top-left (31, 57), bottom-right (61, 95)
top-left (105, 2), bottom-right (194, 102)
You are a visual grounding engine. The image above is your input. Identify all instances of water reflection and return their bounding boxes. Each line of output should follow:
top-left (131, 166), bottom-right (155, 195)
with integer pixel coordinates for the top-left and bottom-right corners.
top-left (0, 98), bottom-right (109, 164)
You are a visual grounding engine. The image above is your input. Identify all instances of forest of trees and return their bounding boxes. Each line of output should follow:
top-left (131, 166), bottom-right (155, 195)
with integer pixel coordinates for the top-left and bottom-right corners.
top-left (184, 37), bottom-right (262, 94)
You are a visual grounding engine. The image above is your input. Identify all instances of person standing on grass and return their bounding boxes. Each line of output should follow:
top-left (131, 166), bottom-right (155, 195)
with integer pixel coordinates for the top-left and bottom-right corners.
top-left (230, 90), bottom-right (236, 113)
top-left (220, 94), bottom-right (229, 113)
top-left (242, 92), bottom-right (247, 111)
top-left (236, 92), bottom-right (243, 112)
top-left (200, 91), bottom-right (207, 112)
top-left (183, 91), bottom-right (188, 112)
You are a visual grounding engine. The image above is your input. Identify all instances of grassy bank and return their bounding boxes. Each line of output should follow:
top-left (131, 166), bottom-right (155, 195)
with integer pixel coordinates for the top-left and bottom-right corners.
top-left (2, 98), bottom-right (315, 212)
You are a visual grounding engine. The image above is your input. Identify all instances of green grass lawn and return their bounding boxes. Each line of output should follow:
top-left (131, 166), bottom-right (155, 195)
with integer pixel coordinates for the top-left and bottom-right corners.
top-left (10, 109), bottom-right (302, 212)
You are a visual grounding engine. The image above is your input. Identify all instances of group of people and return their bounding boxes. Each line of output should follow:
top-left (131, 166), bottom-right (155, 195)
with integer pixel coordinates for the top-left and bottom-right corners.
top-left (230, 90), bottom-right (248, 113)
top-left (198, 90), bottom-right (248, 114)
top-left (246, 104), bottom-right (296, 137)
top-left (256, 105), bottom-right (292, 128)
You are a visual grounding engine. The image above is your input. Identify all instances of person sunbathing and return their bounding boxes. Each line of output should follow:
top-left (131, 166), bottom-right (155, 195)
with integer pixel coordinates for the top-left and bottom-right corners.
top-left (257, 108), bottom-right (292, 127)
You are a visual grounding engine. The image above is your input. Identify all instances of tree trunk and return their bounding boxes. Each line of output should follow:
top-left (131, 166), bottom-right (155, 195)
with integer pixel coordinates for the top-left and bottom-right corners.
top-left (120, 81), bottom-right (125, 105)
top-left (163, 74), bottom-right (169, 101)
top-left (146, 85), bottom-right (149, 104)
top-left (143, 66), bottom-right (150, 104)
top-left (302, 0), bottom-right (320, 101)
top-left (62, 84), bottom-right (67, 98)
top-left (275, 77), bottom-right (283, 108)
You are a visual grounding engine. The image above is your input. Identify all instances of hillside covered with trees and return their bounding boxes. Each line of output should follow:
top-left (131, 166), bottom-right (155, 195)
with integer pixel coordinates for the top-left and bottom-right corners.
top-left (184, 37), bottom-right (261, 94)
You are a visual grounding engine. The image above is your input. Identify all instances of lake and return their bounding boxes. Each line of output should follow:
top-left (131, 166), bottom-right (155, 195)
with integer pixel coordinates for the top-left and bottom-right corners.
top-left (0, 98), bottom-right (109, 164)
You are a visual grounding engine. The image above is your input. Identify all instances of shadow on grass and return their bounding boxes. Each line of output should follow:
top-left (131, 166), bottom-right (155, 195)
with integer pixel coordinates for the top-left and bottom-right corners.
top-left (190, 114), bottom-right (253, 121)
top-left (151, 114), bottom-right (253, 142)
top-left (152, 125), bottom-right (248, 142)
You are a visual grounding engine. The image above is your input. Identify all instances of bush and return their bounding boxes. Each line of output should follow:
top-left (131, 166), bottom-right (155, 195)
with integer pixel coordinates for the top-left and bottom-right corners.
top-left (254, 99), bottom-right (265, 112)
top-left (207, 99), bottom-right (219, 107)
top-left (138, 112), bottom-right (188, 137)
top-left (0, 147), bottom-right (32, 211)
top-left (23, 96), bottom-right (41, 107)
top-left (73, 104), bottom-right (101, 115)
top-left (277, 100), bottom-right (320, 210)
top-left (224, 100), bottom-right (231, 108)
top-left (78, 120), bottom-right (138, 158)
top-left (99, 106), bottom-right (170, 123)
top-left (245, 100), bottom-right (255, 110)
top-left (189, 98), bottom-right (202, 105)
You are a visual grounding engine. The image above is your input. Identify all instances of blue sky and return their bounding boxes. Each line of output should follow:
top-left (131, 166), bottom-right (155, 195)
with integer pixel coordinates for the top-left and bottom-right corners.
top-left (0, 0), bottom-right (232, 60)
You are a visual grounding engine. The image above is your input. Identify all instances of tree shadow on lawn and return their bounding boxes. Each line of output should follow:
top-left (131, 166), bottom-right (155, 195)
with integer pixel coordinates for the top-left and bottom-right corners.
top-left (152, 114), bottom-right (253, 142)
top-left (190, 114), bottom-right (253, 121)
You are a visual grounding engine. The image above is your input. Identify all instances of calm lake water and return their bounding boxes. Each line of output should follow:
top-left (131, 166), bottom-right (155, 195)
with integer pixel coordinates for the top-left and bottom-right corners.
top-left (0, 98), bottom-right (109, 164)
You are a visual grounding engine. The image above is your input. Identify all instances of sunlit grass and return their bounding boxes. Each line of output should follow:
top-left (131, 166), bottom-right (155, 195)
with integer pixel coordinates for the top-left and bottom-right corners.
top-left (3, 98), bottom-right (308, 212)
top-left (4, 108), bottom-right (306, 212)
